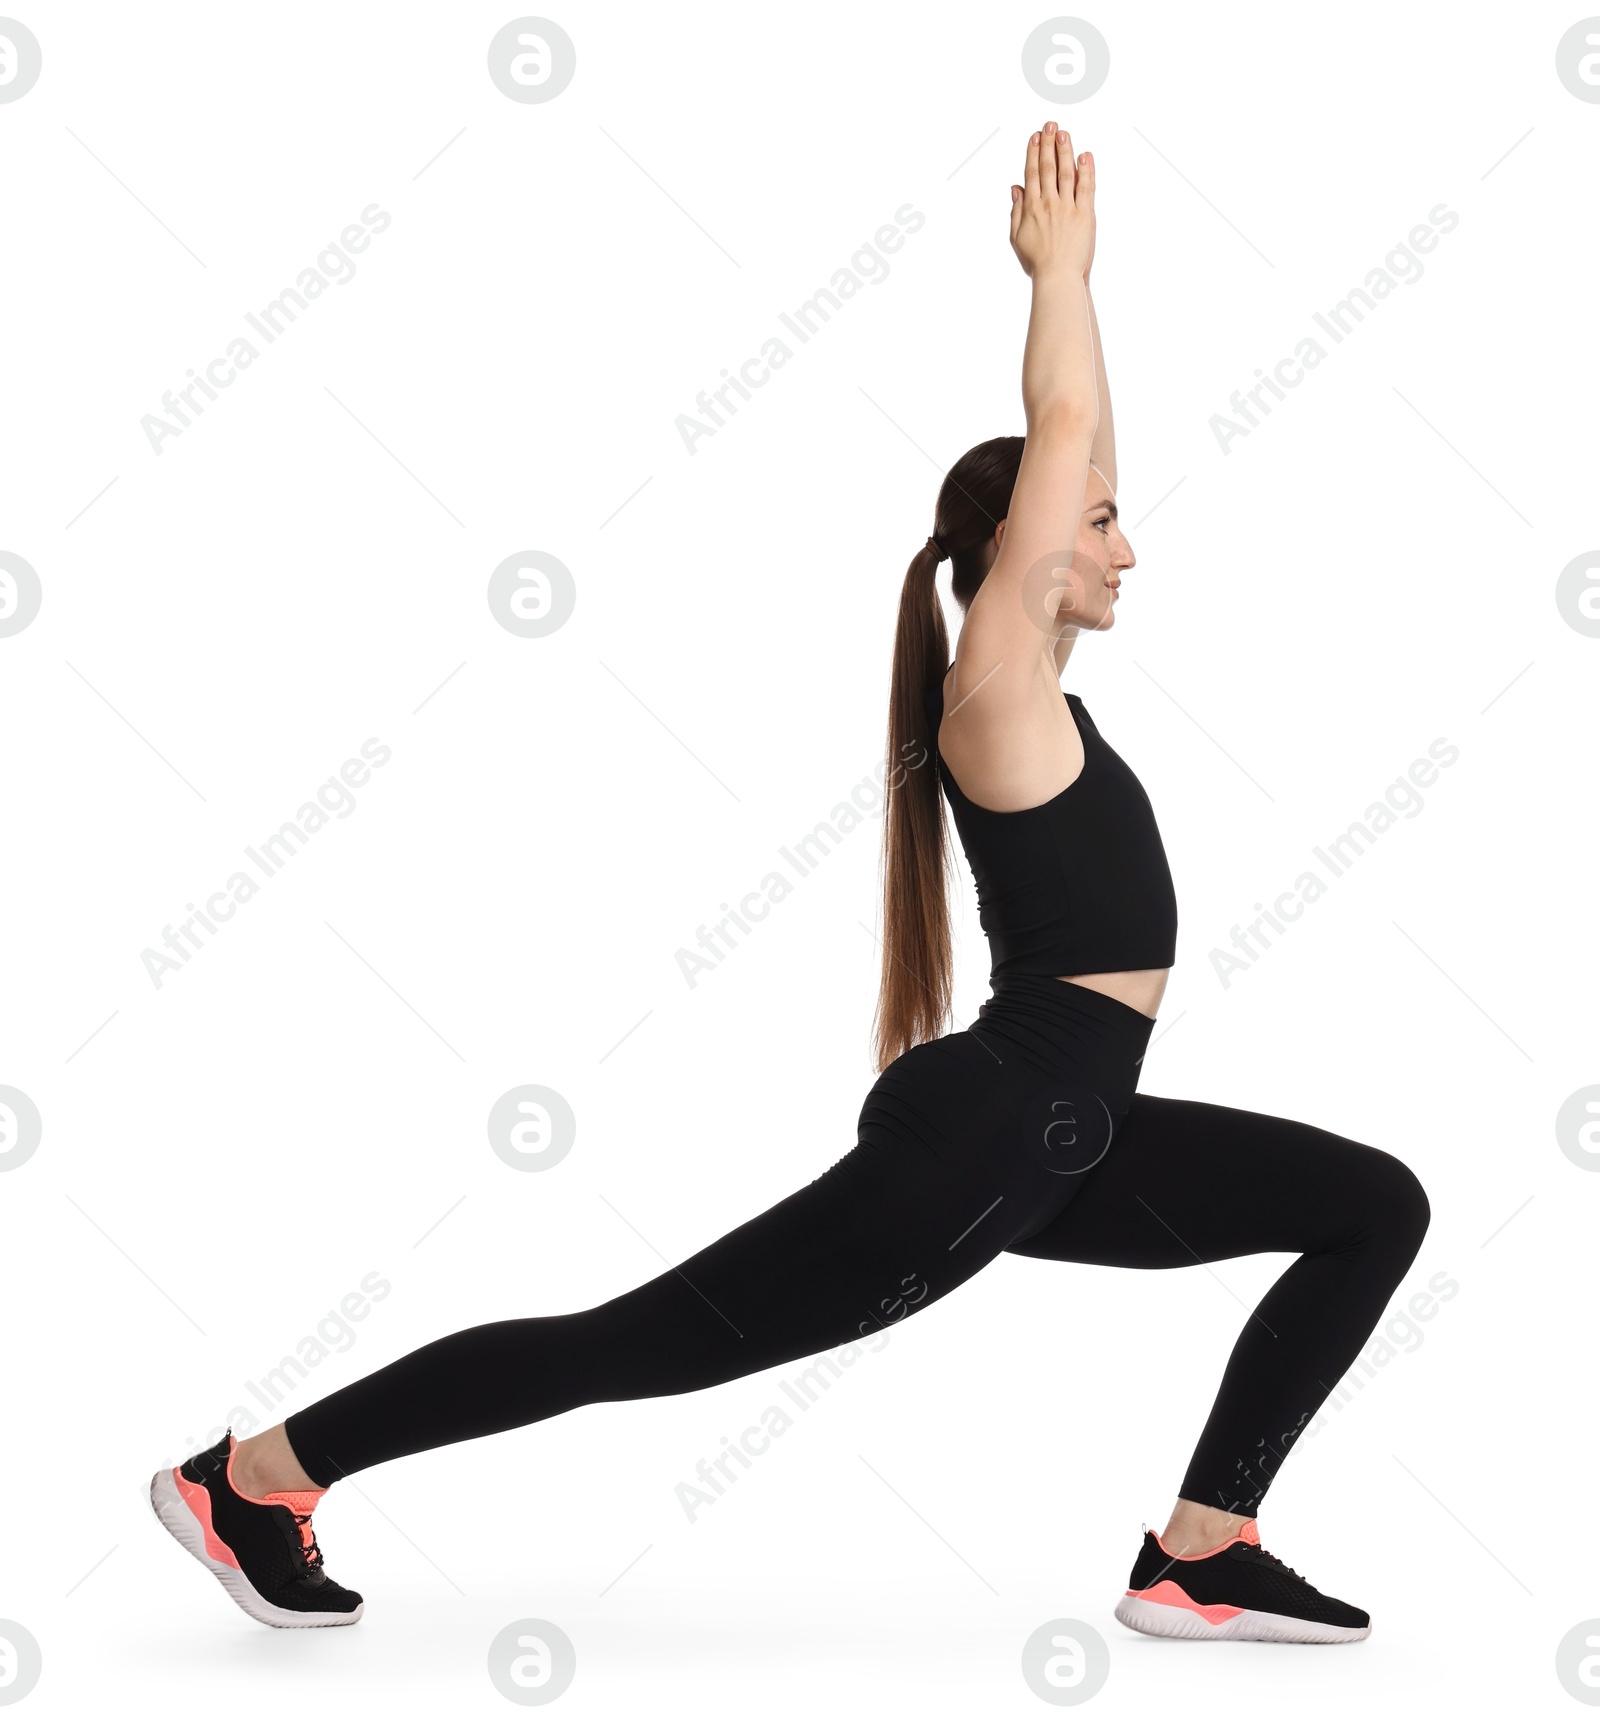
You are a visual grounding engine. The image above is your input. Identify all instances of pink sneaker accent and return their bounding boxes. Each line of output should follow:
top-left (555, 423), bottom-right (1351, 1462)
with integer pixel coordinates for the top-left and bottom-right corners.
top-left (223, 1435), bottom-right (326, 1511)
top-left (1154, 1517), bottom-right (1260, 1560)
top-left (260, 1489), bottom-right (326, 1514)
top-left (173, 1467), bottom-right (240, 1570)
top-left (1127, 1579), bottom-right (1245, 1624)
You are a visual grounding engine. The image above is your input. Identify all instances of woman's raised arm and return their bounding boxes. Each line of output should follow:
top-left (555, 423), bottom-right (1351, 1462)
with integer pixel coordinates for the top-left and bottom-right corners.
top-left (948, 122), bottom-right (1099, 717)
top-left (1086, 280), bottom-right (1117, 495)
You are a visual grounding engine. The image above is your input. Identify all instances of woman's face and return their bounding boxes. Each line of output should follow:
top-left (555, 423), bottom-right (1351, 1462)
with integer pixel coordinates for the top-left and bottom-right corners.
top-left (991, 464), bottom-right (1136, 632)
top-left (1065, 464), bottom-right (1134, 630)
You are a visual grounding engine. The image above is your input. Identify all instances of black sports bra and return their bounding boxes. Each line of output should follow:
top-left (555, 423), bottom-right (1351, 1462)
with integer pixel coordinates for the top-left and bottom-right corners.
top-left (923, 678), bottom-right (1178, 979)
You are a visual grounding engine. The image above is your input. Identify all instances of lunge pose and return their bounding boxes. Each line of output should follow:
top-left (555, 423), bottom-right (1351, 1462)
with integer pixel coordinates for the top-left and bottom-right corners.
top-left (152, 123), bottom-right (1429, 1644)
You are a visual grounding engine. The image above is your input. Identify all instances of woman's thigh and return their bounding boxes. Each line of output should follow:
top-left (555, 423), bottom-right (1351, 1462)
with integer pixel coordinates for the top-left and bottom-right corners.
top-left (1006, 1092), bottom-right (1431, 1268)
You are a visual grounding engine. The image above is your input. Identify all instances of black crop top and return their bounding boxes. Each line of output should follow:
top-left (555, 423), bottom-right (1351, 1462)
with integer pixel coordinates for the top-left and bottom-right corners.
top-left (923, 680), bottom-right (1178, 978)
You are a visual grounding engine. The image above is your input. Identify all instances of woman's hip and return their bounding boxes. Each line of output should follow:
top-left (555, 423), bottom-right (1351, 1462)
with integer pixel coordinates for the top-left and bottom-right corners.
top-left (857, 988), bottom-right (1150, 1194)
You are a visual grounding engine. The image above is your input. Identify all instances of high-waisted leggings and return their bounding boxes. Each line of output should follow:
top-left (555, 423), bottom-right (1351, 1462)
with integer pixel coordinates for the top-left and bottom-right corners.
top-left (286, 975), bottom-right (1430, 1513)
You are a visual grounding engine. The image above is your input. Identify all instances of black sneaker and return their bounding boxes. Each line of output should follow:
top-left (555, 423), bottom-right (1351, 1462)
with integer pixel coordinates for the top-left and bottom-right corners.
top-left (150, 1431), bottom-right (363, 1628)
top-left (1114, 1519), bottom-right (1369, 1644)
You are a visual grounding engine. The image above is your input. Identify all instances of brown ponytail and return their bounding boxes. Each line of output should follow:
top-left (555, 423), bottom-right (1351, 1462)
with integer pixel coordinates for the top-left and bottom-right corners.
top-left (874, 435), bottom-right (1025, 1072)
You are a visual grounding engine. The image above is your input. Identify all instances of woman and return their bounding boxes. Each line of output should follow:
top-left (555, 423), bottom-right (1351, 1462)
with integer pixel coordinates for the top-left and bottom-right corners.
top-left (151, 122), bottom-right (1429, 1645)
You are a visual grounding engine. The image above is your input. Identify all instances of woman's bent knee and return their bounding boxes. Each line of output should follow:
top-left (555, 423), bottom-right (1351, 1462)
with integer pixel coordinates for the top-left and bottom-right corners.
top-left (1360, 1147), bottom-right (1431, 1258)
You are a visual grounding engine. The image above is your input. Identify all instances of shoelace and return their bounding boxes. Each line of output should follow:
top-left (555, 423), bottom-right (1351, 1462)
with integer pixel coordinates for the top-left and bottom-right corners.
top-left (287, 1511), bottom-right (326, 1573)
top-left (1252, 1544), bottom-right (1307, 1585)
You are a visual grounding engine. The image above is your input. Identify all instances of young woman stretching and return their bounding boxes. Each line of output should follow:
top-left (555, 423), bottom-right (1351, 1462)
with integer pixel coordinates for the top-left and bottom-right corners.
top-left (152, 122), bottom-right (1430, 1644)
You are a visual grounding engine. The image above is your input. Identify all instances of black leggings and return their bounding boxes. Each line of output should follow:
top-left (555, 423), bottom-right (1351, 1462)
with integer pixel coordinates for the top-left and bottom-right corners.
top-left (286, 976), bottom-right (1430, 1513)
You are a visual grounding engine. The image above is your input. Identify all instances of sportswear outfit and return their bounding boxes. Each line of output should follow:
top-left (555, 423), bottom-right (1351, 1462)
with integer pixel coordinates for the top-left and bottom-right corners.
top-left (156, 678), bottom-right (1427, 1635)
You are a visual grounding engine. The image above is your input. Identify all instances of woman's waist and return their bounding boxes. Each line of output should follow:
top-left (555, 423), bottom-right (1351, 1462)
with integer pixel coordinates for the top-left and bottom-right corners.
top-left (1053, 967), bottom-right (1168, 1021)
top-left (969, 971), bottom-right (1157, 1080)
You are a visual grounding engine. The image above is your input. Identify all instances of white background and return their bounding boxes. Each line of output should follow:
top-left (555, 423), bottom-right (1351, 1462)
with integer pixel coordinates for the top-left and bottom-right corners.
top-left (2, 0), bottom-right (1596, 1718)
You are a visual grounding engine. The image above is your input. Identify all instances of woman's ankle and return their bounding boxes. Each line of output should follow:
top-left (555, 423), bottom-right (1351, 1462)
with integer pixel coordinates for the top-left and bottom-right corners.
top-left (1158, 1498), bottom-right (1251, 1556)
top-left (231, 1426), bottom-right (322, 1499)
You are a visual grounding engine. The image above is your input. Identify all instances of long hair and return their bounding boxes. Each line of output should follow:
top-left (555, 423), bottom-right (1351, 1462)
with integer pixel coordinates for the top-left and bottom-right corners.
top-left (874, 435), bottom-right (1025, 1072)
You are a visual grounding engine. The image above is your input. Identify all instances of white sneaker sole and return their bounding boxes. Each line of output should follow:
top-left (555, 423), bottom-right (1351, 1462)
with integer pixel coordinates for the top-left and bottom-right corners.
top-left (149, 1466), bottom-right (363, 1629)
top-left (1114, 1593), bottom-right (1369, 1644)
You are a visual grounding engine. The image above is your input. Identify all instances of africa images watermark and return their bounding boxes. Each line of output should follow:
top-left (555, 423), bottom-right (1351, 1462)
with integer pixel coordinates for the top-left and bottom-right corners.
top-left (1209, 201), bottom-right (1460, 453)
top-left (140, 738), bottom-right (391, 988)
top-left (675, 741), bottom-right (927, 987)
top-left (1209, 736), bottom-right (1459, 987)
top-left (1215, 1268), bottom-right (1459, 1509)
top-left (159, 1269), bottom-right (392, 1470)
top-left (675, 202), bottom-right (927, 455)
top-left (141, 203), bottom-right (392, 455)
top-left (1303, 1267), bottom-right (1458, 1440)
top-left (674, 1273), bottom-right (928, 1522)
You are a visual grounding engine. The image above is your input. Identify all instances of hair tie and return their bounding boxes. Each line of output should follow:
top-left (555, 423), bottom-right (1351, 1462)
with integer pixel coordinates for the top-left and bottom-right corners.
top-left (924, 535), bottom-right (947, 562)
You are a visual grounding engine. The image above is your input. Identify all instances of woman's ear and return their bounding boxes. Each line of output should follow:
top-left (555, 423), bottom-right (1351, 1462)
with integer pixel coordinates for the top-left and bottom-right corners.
top-left (979, 519), bottom-right (1006, 577)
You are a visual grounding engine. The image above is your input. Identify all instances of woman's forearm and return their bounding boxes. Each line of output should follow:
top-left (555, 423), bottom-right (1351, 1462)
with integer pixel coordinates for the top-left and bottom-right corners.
top-left (1021, 266), bottom-right (1099, 433)
top-left (1085, 281), bottom-right (1116, 491)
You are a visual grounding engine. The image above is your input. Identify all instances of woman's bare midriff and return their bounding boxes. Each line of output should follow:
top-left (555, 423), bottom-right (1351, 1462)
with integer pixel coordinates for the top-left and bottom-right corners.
top-left (1055, 967), bottom-right (1169, 1021)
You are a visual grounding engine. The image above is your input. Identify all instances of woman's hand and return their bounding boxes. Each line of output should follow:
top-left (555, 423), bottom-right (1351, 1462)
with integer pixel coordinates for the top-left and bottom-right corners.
top-left (1010, 121), bottom-right (1095, 282)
